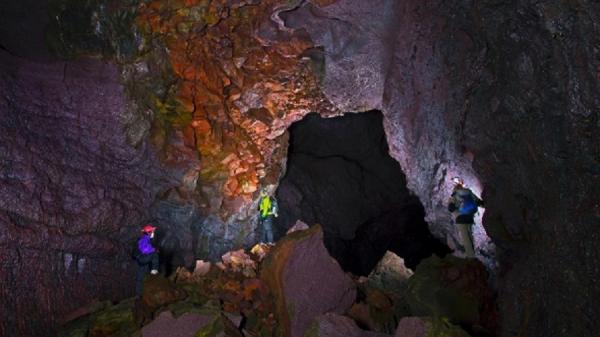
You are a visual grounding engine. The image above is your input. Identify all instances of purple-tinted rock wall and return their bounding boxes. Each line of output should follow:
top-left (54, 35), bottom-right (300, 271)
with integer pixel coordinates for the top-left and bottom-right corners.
top-left (286, 0), bottom-right (600, 336)
top-left (0, 52), bottom-right (171, 337)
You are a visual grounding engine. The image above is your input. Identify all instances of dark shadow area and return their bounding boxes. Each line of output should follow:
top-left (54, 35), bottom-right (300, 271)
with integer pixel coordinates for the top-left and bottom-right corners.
top-left (276, 111), bottom-right (450, 275)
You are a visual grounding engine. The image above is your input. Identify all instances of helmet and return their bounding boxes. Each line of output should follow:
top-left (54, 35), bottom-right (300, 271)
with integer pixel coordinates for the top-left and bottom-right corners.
top-left (141, 224), bottom-right (157, 233)
top-left (452, 177), bottom-right (464, 186)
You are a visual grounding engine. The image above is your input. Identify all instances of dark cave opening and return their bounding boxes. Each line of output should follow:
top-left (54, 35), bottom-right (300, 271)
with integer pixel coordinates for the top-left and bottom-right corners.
top-left (276, 111), bottom-right (450, 275)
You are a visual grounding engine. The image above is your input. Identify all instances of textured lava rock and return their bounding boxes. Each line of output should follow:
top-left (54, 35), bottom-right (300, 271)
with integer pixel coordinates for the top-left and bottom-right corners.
top-left (282, 0), bottom-right (490, 263)
top-left (140, 275), bottom-right (185, 314)
top-left (278, 112), bottom-right (449, 274)
top-left (141, 310), bottom-right (215, 337)
top-left (261, 225), bottom-right (356, 337)
top-left (0, 51), bottom-right (173, 337)
top-left (283, 1), bottom-right (600, 336)
top-left (367, 251), bottom-right (413, 296)
top-left (134, 0), bottom-right (336, 224)
top-left (394, 317), bottom-right (470, 337)
top-left (305, 313), bottom-right (391, 337)
top-left (405, 255), bottom-right (496, 334)
top-left (57, 298), bottom-right (139, 337)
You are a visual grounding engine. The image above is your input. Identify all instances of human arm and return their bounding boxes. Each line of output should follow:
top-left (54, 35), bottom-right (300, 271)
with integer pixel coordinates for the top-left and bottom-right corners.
top-left (447, 192), bottom-right (457, 212)
top-left (472, 192), bottom-right (484, 208)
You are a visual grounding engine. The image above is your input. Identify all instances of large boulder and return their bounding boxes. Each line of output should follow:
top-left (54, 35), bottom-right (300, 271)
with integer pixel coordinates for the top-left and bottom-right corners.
top-left (348, 287), bottom-right (397, 334)
top-left (348, 252), bottom-right (414, 333)
top-left (405, 255), bottom-right (496, 334)
top-left (58, 299), bottom-right (141, 337)
top-left (304, 313), bottom-right (391, 337)
top-left (261, 225), bottom-right (357, 337)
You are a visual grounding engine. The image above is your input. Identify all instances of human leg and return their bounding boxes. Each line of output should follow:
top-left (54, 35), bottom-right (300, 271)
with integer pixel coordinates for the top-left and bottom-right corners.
top-left (150, 252), bottom-right (159, 274)
top-left (263, 216), bottom-right (274, 243)
top-left (135, 261), bottom-right (150, 297)
top-left (457, 222), bottom-right (475, 258)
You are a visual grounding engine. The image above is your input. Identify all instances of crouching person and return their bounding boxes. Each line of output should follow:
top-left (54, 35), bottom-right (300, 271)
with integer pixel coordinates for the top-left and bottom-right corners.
top-left (135, 224), bottom-right (159, 297)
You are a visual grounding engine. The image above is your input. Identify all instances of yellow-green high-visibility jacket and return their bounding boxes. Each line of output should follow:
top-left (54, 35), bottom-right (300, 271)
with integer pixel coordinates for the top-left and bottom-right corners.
top-left (259, 196), bottom-right (276, 218)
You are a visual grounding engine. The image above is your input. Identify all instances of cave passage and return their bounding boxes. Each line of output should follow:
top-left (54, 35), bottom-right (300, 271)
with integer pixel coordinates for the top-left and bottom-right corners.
top-left (276, 111), bottom-right (450, 275)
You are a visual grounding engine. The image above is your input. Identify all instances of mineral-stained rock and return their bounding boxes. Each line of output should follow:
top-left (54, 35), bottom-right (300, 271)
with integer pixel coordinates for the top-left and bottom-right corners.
top-left (261, 225), bottom-right (357, 337)
top-left (304, 313), bottom-right (391, 337)
top-left (141, 310), bottom-right (215, 337)
top-left (394, 317), bottom-right (470, 337)
top-left (250, 243), bottom-right (272, 262)
top-left (221, 248), bottom-right (257, 277)
top-left (405, 255), bottom-right (495, 333)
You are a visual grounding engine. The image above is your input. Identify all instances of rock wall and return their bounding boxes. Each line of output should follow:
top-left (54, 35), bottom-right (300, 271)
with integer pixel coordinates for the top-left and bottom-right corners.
top-left (285, 0), bottom-right (600, 336)
top-left (0, 53), bottom-right (172, 336)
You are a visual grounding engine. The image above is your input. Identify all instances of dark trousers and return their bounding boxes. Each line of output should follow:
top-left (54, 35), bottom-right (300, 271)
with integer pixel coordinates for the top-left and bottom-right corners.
top-left (135, 252), bottom-right (159, 297)
top-left (259, 215), bottom-right (274, 243)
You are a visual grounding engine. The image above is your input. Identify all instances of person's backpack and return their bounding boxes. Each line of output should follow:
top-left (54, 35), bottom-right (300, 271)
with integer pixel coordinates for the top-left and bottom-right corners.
top-left (458, 192), bottom-right (478, 215)
top-left (271, 197), bottom-right (278, 215)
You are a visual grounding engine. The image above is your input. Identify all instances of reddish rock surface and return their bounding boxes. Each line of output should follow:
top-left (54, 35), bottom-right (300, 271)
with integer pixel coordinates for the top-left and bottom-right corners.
top-left (261, 225), bottom-right (356, 337)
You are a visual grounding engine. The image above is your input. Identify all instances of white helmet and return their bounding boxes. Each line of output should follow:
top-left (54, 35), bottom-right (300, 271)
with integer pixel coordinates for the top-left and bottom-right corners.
top-left (452, 177), bottom-right (464, 186)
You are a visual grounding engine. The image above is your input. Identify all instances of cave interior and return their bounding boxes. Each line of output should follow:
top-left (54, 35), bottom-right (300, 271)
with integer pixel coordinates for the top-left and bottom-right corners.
top-left (1, 1), bottom-right (599, 337)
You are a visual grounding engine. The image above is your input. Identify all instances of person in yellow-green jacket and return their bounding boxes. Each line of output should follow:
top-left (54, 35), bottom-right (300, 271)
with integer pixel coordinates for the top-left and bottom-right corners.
top-left (258, 188), bottom-right (278, 244)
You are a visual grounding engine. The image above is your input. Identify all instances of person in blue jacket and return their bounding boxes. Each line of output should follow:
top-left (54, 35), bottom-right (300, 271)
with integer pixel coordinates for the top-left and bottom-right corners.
top-left (448, 177), bottom-right (484, 258)
top-left (135, 224), bottom-right (159, 297)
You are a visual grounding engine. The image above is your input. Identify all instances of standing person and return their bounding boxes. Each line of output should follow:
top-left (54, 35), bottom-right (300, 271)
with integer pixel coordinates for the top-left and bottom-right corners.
top-left (447, 177), bottom-right (484, 258)
top-left (258, 188), bottom-right (278, 244)
top-left (135, 224), bottom-right (159, 297)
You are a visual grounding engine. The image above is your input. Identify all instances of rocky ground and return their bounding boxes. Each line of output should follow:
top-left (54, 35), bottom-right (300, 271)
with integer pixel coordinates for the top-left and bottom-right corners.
top-left (58, 225), bottom-right (496, 337)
